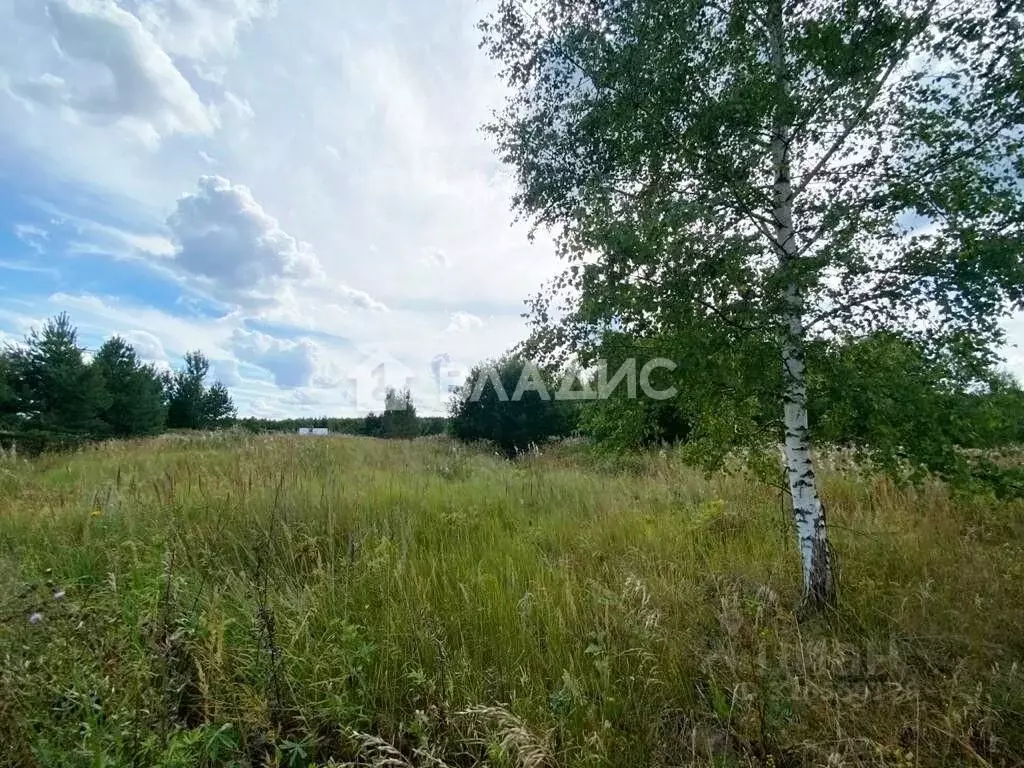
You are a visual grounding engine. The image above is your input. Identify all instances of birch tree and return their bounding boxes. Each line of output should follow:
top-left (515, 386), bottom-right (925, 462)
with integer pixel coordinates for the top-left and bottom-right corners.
top-left (481, 0), bottom-right (1024, 606)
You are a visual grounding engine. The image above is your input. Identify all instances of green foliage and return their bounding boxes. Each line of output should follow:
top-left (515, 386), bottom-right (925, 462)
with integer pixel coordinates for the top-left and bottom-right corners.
top-left (483, 0), bottom-right (1024, 474)
top-left (804, 333), bottom-right (1024, 493)
top-left (9, 313), bottom-right (110, 436)
top-left (448, 356), bottom-right (576, 456)
top-left (363, 387), bottom-right (420, 439)
top-left (576, 329), bottom-right (778, 463)
top-left (578, 328), bottom-right (1024, 493)
top-left (0, 353), bottom-right (20, 430)
top-left (958, 373), bottom-right (1024, 449)
top-left (93, 336), bottom-right (168, 438)
top-left (0, 315), bottom-right (238, 450)
top-left (166, 351), bottom-right (236, 430)
top-left (203, 382), bottom-right (236, 429)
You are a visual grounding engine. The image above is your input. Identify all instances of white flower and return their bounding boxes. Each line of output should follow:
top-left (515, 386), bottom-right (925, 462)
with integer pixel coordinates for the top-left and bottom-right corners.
top-left (53, 589), bottom-right (66, 601)
top-left (28, 612), bottom-right (43, 624)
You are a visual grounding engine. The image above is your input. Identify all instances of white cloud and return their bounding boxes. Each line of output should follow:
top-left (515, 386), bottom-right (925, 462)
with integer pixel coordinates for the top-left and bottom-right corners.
top-left (229, 328), bottom-right (319, 388)
top-left (122, 328), bottom-right (166, 361)
top-left (134, 0), bottom-right (274, 60)
top-left (11, 0), bottom-right (216, 143)
top-left (210, 356), bottom-right (242, 386)
top-left (166, 174), bottom-right (323, 306)
top-left (14, 223), bottom-right (49, 239)
top-left (212, 90), bottom-right (254, 122)
top-left (329, 288), bottom-right (389, 313)
top-left (0, 0), bottom-right (585, 417)
top-left (40, 291), bottom-right (237, 361)
top-left (446, 311), bottom-right (483, 333)
top-left (72, 220), bottom-right (175, 258)
top-left (14, 223), bottom-right (49, 254)
top-left (165, 175), bottom-right (389, 315)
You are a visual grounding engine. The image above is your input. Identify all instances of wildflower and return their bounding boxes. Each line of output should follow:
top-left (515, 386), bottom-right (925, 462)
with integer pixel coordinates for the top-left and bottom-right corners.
top-left (90, 507), bottom-right (102, 518)
top-left (53, 589), bottom-right (66, 601)
top-left (28, 612), bottom-right (43, 624)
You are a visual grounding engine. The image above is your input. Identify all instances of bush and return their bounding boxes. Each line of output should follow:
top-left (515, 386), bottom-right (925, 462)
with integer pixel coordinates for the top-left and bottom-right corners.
top-left (448, 356), bottom-right (576, 456)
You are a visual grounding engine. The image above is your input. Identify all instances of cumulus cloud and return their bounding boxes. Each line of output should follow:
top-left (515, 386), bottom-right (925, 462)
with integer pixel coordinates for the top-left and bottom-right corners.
top-left (11, 0), bottom-right (216, 142)
top-left (166, 175), bottom-right (323, 306)
top-left (230, 328), bottom-right (319, 388)
top-left (328, 288), bottom-right (388, 313)
top-left (165, 175), bottom-right (386, 313)
top-left (134, 0), bottom-right (274, 60)
top-left (123, 328), bottom-right (167, 361)
top-left (446, 311), bottom-right (483, 333)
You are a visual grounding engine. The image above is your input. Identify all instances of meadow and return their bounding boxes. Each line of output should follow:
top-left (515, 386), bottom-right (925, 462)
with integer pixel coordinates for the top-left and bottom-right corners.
top-left (1, 433), bottom-right (1022, 767)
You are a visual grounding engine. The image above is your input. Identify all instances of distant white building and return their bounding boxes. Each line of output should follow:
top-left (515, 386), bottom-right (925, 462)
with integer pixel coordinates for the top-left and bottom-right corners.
top-left (297, 427), bottom-right (329, 436)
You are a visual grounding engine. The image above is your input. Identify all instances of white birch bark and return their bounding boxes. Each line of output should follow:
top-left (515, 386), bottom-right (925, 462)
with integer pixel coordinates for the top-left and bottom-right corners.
top-left (768, 0), bottom-right (835, 606)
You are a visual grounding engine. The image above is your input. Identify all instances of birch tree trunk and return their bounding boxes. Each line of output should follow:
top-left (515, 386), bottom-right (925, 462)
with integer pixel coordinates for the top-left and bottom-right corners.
top-left (768, 0), bottom-right (835, 607)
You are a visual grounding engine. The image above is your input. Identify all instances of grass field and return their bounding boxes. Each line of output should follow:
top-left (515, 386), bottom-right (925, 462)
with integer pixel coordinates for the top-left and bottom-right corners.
top-left (1, 433), bottom-right (1023, 767)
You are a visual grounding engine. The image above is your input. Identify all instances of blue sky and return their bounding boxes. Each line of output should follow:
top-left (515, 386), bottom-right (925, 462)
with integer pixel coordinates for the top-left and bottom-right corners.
top-left (0, 0), bottom-right (1021, 418)
top-left (0, 0), bottom-right (563, 417)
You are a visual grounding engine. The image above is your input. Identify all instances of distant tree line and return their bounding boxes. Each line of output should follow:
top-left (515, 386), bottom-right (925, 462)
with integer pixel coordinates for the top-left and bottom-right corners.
top-left (0, 313), bottom-right (235, 453)
top-left (7, 315), bottom-right (1021, 499)
top-left (238, 388), bottom-right (448, 439)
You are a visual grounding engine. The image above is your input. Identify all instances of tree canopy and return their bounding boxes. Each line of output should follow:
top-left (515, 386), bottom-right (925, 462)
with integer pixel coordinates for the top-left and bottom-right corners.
top-left (482, 0), bottom-right (1024, 605)
top-left (166, 351), bottom-right (237, 430)
top-left (93, 336), bottom-right (167, 438)
top-left (448, 356), bottom-right (577, 457)
top-left (0, 314), bottom-right (236, 451)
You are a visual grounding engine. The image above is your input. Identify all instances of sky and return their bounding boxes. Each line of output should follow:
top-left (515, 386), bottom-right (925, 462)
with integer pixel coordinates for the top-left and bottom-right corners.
top-left (0, 0), bottom-right (1021, 419)
top-left (0, 0), bottom-right (565, 417)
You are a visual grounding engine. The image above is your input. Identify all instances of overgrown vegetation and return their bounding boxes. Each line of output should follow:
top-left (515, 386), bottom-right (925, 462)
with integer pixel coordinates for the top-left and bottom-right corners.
top-left (1, 434), bottom-right (1022, 766)
top-left (2, 0), bottom-right (1023, 761)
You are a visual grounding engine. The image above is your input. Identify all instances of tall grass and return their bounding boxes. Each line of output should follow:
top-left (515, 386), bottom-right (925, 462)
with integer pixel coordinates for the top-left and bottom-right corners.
top-left (0, 433), bottom-right (1022, 766)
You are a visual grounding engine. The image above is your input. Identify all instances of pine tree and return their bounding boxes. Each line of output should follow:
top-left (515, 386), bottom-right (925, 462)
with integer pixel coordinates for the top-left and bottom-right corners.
top-left (93, 336), bottom-right (167, 438)
top-left (166, 351), bottom-right (236, 429)
top-left (0, 351), bottom-right (21, 430)
top-left (202, 382), bottom-right (237, 428)
top-left (15, 313), bottom-right (109, 436)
